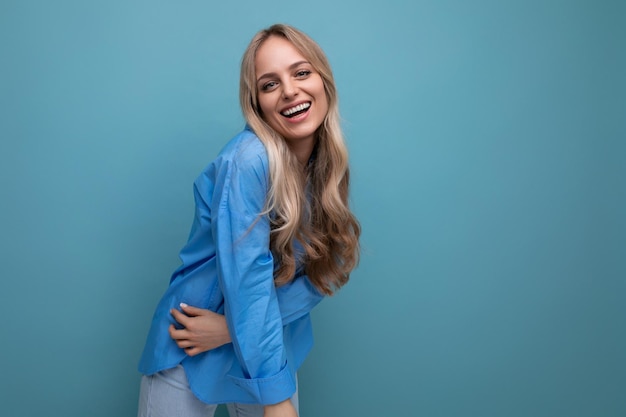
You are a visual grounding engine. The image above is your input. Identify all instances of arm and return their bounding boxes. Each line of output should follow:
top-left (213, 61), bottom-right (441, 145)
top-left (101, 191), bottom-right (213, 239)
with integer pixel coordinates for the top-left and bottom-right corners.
top-left (209, 142), bottom-right (296, 404)
top-left (264, 399), bottom-right (298, 417)
top-left (276, 273), bottom-right (324, 325)
top-left (169, 274), bottom-right (324, 355)
top-left (168, 139), bottom-right (323, 356)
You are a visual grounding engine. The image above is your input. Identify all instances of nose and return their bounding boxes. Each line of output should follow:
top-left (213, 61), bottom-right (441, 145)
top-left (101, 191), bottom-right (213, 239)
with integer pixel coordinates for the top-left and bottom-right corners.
top-left (282, 79), bottom-right (298, 99)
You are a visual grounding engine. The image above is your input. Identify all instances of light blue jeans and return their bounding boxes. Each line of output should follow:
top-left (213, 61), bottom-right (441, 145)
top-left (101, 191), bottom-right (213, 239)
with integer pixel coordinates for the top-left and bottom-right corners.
top-left (137, 365), bottom-right (299, 417)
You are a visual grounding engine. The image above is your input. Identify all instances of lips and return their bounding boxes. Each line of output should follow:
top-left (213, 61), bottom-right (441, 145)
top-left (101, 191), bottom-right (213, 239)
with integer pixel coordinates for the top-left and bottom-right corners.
top-left (281, 102), bottom-right (311, 118)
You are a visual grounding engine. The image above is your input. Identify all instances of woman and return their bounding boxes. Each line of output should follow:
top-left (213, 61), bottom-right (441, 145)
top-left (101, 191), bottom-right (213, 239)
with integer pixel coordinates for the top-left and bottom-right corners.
top-left (138, 24), bottom-right (360, 417)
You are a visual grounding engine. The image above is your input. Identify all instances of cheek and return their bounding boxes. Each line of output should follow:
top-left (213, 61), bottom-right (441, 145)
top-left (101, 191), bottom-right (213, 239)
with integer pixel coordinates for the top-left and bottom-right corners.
top-left (257, 97), bottom-right (275, 120)
top-left (314, 79), bottom-right (329, 107)
top-left (317, 89), bottom-right (329, 115)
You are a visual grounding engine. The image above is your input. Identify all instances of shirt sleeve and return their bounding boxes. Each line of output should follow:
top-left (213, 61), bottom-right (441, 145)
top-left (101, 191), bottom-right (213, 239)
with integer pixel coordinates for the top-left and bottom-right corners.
top-left (208, 146), bottom-right (296, 404)
top-left (276, 274), bottom-right (324, 325)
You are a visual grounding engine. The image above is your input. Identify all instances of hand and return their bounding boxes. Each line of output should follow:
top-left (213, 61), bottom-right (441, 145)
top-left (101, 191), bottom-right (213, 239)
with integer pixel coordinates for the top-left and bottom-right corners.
top-left (264, 399), bottom-right (298, 417)
top-left (169, 303), bottom-right (231, 356)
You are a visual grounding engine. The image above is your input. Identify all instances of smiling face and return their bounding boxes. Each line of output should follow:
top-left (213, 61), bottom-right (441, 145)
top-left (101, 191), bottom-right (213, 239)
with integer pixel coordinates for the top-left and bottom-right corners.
top-left (255, 35), bottom-right (329, 159)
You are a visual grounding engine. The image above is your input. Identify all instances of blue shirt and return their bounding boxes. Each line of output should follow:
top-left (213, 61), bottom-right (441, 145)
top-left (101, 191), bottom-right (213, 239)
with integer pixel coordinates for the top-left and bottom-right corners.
top-left (138, 127), bottom-right (324, 405)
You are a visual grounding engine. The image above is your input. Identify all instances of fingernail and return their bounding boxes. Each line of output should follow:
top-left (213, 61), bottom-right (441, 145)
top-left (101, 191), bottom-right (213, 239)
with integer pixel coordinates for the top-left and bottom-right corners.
top-left (180, 302), bottom-right (188, 308)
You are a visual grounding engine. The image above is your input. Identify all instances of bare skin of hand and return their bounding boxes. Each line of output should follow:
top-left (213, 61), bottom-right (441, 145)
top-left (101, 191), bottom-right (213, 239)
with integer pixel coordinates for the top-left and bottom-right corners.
top-left (264, 399), bottom-right (298, 417)
top-left (169, 303), bottom-right (231, 357)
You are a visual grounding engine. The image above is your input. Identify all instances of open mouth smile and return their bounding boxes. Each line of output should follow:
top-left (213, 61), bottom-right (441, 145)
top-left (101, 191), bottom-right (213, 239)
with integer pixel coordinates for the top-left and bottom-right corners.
top-left (281, 102), bottom-right (311, 118)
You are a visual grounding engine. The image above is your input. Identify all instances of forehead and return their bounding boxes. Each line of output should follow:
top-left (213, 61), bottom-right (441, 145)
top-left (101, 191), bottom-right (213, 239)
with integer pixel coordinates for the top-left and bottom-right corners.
top-left (255, 36), bottom-right (308, 74)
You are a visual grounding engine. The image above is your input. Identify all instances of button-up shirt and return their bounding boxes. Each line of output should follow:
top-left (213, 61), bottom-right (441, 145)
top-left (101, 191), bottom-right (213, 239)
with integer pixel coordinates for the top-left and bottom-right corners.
top-left (138, 127), bottom-right (324, 405)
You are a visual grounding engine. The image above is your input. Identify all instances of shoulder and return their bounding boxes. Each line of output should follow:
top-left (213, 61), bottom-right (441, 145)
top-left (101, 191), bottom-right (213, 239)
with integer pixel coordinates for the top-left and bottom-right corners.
top-left (196, 127), bottom-right (269, 190)
top-left (217, 127), bottom-right (268, 171)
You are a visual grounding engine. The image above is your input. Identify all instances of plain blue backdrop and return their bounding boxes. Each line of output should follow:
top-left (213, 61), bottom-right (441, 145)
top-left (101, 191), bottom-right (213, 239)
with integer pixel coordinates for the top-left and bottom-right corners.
top-left (1, 1), bottom-right (624, 416)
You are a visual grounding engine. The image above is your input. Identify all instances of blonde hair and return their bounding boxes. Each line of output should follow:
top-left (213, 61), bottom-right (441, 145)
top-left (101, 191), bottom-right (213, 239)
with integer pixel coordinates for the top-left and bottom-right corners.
top-left (240, 24), bottom-right (360, 295)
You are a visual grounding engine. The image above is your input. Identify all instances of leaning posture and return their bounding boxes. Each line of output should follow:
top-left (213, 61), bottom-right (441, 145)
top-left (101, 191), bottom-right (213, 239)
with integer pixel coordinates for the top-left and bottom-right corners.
top-left (138, 24), bottom-right (360, 417)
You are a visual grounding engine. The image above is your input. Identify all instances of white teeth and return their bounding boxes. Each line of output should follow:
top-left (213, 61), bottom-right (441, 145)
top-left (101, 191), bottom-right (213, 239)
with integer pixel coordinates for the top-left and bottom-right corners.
top-left (282, 102), bottom-right (311, 116)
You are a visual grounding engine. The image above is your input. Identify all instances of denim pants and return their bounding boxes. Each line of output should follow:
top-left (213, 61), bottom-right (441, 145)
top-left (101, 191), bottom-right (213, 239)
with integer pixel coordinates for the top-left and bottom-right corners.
top-left (137, 365), bottom-right (299, 417)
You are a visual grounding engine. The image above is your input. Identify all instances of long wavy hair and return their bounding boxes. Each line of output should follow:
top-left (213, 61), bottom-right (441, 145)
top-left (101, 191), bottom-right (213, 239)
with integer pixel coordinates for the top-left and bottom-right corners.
top-left (239, 24), bottom-right (360, 295)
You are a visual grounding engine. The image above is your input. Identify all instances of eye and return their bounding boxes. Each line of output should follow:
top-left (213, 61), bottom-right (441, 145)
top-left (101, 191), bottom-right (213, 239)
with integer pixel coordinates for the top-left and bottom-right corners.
top-left (295, 69), bottom-right (312, 78)
top-left (261, 81), bottom-right (278, 91)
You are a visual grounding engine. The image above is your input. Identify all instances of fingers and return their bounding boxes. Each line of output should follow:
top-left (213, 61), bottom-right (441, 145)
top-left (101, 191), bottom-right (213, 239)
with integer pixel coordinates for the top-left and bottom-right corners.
top-left (179, 303), bottom-right (206, 317)
top-left (169, 303), bottom-right (225, 357)
top-left (170, 308), bottom-right (190, 328)
top-left (176, 339), bottom-right (194, 349)
top-left (186, 347), bottom-right (202, 357)
top-left (167, 324), bottom-right (204, 357)
top-left (168, 324), bottom-right (188, 340)
top-left (168, 324), bottom-right (194, 349)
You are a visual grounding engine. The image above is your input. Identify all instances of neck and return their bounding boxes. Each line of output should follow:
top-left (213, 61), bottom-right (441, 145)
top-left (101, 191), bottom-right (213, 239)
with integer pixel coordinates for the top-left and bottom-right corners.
top-left (287, 136), bottom-right (316, 166)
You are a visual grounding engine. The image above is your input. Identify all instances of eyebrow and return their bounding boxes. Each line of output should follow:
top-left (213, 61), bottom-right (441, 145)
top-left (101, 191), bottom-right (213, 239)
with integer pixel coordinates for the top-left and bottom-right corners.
top-left (256, 60), bottom-right (311, 84)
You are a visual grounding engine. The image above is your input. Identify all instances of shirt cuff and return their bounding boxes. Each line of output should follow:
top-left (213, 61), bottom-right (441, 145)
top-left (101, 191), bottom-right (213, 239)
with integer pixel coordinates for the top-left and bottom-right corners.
top-left (226, 363), bottom-right (296, 405)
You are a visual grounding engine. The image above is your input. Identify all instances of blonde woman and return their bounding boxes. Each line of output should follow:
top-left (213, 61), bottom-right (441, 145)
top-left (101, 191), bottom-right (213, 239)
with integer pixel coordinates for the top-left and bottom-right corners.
top-left (138, 24), bottom-right (360, 417)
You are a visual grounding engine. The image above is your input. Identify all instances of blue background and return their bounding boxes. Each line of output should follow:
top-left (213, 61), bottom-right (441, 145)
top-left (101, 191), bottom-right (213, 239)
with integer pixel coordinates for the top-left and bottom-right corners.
top-left (1, 1), bottom-right (624, 416)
